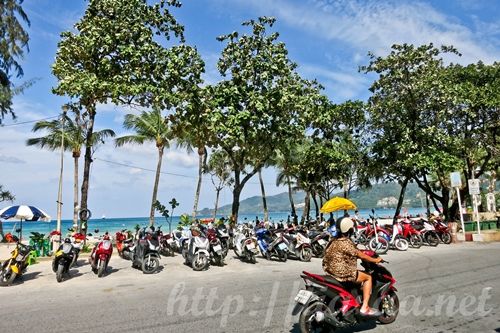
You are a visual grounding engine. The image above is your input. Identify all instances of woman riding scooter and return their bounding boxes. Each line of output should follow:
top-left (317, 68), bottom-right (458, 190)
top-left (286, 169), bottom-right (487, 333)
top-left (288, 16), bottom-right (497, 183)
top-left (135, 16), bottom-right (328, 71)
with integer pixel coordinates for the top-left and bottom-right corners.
top-left (322, 217), bottom-right (383, 316)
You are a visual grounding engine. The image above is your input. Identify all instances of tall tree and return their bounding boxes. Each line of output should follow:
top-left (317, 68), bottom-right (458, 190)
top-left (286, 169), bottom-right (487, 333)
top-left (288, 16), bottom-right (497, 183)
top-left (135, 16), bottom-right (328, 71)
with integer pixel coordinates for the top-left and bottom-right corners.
top-left (27, 105), bottom-right (115, 225)
top-left (361, 43), bottom-right (464, 220)
top-left (205, 149), bottom-right (233, 220)
top-left (52, 0), bottom-right (204, 231)
top-left (115, 109), bottom-right (171, 225)
top-left (209, 17), bottom-right (322, 221)
top-left (0, 0), bottom-right (31, 123)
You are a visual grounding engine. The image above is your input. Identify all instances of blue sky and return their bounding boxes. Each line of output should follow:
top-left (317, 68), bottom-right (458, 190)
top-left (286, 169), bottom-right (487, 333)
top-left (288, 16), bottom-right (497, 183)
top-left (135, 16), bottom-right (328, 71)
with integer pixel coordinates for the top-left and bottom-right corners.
top-left (1, 0), bottom-right (498, 219)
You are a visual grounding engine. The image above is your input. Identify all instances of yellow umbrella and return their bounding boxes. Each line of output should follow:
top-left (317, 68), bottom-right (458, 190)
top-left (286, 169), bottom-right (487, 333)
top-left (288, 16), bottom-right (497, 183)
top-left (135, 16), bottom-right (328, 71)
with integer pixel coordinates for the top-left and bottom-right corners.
top-left (320, 197), bottom-right (357, 213)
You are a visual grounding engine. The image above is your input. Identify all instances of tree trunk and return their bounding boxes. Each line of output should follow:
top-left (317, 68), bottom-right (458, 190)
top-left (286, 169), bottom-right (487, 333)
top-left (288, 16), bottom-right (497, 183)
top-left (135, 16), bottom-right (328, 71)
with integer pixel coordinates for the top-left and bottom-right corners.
top-left (73, 153), bottom-right (79, 226)
top-left (312, 191), bottom-right (319, 219)
top-left (287, 176), bottom-right (296, 220)
top-left (192, 146), bottom-right (206, 219)
top-left (213, 188), bottom-right (221, 221)
top-left (258, 169), bottom-right (269, 221)
top-left (149, 146), bottom-right (164, 226)
top-left (393, 177), bottom-right (409, 224)
top-left (79, 105), bottom-right (96, 235)
top-left (232, 185), bottom-right (242, 224)
top-left (301, 191), bottom-right (311, 224)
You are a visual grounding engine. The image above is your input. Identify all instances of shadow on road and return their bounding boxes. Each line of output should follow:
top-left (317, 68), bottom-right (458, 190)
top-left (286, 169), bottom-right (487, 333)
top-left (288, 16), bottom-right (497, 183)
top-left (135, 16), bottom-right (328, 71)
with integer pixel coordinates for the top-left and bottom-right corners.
top-left (289, 320), bottom-right (377, 332)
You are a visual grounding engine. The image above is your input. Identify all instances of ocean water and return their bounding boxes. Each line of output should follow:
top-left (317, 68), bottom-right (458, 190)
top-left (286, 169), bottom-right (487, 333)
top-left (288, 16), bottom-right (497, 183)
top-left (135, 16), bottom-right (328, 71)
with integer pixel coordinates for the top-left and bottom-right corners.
top-left (1, 207), bottom-right (427, 239)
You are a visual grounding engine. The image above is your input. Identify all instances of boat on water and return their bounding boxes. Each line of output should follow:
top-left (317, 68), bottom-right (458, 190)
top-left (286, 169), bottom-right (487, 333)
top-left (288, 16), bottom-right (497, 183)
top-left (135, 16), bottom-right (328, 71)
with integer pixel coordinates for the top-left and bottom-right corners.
top-left (102, 215), bottom-right (106, 220)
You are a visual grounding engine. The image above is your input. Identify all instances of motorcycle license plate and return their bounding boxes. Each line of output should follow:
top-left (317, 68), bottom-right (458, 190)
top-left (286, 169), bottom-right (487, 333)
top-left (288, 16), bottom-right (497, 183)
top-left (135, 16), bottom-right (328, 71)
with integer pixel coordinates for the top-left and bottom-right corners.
top-left (213, 245), bottom-right (222, 252)
top-left (246, 242), bottom-right (256, 250)
top-left (166, 238), bottom-right (174, 244)
top-left (278, 243), bottom-right (287, 251)
top-left (317, 239), bottom-right (327, 246)
top-left (295, 290), bottom-right (313, 305)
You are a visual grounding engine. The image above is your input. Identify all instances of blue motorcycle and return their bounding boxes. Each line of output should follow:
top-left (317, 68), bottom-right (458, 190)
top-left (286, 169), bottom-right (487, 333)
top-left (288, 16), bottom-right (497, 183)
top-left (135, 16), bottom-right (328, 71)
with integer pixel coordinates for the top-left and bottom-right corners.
top-left (256, 227), bottom-right (288, 262)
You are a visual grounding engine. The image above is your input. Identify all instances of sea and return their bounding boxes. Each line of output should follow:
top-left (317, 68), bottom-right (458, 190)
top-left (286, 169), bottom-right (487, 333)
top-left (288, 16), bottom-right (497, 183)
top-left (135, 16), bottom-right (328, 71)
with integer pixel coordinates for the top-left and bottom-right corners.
top-left (2, 207), bottom-right (428, 239)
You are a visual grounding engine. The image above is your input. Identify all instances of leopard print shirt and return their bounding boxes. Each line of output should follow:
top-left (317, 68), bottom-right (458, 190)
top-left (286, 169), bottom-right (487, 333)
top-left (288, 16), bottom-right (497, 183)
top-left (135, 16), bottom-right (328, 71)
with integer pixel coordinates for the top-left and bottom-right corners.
top-left (322, 237), bottom-right (358, 282)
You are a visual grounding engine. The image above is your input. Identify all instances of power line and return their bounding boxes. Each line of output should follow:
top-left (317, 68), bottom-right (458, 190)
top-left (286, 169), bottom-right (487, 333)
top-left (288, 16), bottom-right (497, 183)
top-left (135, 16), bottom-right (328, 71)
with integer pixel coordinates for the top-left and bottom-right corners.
top-left (1, 115), bottom-right (60, 127)
top-left (93, 156), bottom-right (279, 186)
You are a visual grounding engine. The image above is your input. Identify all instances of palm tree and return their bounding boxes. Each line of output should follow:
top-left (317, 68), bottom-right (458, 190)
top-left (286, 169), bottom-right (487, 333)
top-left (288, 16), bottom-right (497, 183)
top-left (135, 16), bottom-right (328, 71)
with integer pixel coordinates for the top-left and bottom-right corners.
top-left (175, 135), bottom-right (207, 219)
top-left (27, 111), bottom-right (115, 226)
top-left (0, 184), bottom-right (15, 239)
top-left (205, 150), bottom-right (233, 220)
top-left (115, 109), bottom-right (171, 226)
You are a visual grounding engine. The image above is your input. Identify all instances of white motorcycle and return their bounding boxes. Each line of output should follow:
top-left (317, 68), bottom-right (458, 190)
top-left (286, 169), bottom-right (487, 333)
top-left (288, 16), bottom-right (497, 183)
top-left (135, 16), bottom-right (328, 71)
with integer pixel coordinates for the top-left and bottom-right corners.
top-left (285, 228), bottom-right (313, 262)
top-left (233, 225), bottom-right (259, 264)
top-left (182, 229), bottom-right (210, 271)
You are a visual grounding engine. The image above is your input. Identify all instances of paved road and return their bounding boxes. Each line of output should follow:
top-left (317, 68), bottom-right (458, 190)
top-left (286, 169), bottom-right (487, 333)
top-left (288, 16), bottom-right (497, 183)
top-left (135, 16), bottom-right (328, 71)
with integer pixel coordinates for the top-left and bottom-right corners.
top-left (1, 242), bottom-right (499, 333)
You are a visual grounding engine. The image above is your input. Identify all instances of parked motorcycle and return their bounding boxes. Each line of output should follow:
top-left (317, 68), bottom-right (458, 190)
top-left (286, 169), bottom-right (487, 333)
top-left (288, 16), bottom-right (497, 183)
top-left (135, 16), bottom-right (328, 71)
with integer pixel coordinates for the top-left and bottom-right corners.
top-left (182, 228), bottom-right (210, 271)
top-left (293, 250), bottom-right (399, 332)
top-left (216, 224), bottom-right (231, 256)
top-left (157, 226), bottom-right (175, 257)
top-left (206, 227), bottom-right (225, 266)
top-left (88, 233), bottom-right (113, 277)
top-left (256, 226), bottom-right (288, 262)
top-left (115, 230), bottom-right (134, 259)
top-left (382, 222), bottom-right (409, 251)
top-left (285, 227), bottom-right (313, 262)
top-left (400, 217), bottom-right (423, 248)
top-left (52, 238), bottom-right (75, 283)
top-left (432, 218), bottom-right (452, 244)
top-left (365, 214), bottom-right (390, 254)
top-left (0, 234), bottom-right (32, 286)
top-left (308, 229), bottom-right (330, 258)
top-left (132, 227), bottom-right (161, 274)
top-left (233, 225), bottom-right (259, 263)
top-left (70, 232), bottom-right (86, 267)
top-left (414, 219), bottom-right (440, 247)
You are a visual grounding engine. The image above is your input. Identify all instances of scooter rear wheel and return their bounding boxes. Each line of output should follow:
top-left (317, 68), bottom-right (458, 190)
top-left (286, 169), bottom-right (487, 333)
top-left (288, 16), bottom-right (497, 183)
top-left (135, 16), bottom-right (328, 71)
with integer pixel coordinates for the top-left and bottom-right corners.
top-left (299, 301), bottom-right (332, 333)
top-left (312, 243), bottom-right (325, 258)
top-left (394, 237), bottom-right (409, 251)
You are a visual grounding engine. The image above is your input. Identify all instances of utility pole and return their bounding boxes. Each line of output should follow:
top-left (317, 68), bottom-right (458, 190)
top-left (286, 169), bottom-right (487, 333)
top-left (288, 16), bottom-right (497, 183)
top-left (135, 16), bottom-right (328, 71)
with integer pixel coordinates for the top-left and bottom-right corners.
top-left (55, 106), bottom-right (67, 246)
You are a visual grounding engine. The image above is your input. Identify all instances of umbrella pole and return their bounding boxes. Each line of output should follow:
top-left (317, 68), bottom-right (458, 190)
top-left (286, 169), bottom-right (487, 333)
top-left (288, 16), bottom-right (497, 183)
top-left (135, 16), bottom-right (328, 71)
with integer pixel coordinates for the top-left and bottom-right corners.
top-left (20, 218), bottom-right (23, 242)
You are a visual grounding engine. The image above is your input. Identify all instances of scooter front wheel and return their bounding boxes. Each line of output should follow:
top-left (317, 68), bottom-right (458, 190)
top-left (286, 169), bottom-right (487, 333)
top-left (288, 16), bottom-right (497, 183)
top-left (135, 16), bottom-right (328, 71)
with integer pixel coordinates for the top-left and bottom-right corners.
top-left (142, 255), bottom-right (159, 274)
top-left (409, 234), bottom-right (422, 248)
top-left (440, 232), bottom-right (452, 244)
top-left (192, 253), bottom-right (208, 271)
top-left (394, 237), bottom-right (409, 251)
top-left (277, 250), bottom-right (287, 262)
top-left (368, 237), bottom-right (389, 255)
top-left (300, 247), bottom-right (313, 262)
top-left (97, 259), bottom-right (106, 277)
top-left (56, 264), bottom-right (64, 283)
top-left (378, 291), bottom-right (399, 324)
top-left (0, 266), bottom-right (17, 286)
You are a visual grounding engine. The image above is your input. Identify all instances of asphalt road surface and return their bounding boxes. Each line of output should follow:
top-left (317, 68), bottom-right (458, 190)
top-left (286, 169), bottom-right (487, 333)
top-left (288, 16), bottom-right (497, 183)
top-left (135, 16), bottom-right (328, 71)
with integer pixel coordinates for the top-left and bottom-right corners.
top-left (1, 242), bottom-right (499, 333)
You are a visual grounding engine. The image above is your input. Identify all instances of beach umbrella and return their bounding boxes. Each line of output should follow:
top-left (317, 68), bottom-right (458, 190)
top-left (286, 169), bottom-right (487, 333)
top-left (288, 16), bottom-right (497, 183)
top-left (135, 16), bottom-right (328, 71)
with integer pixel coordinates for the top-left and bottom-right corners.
top-left (0, 205), bottom-right (51, 240)
top-left (320, 197), bottom-right (357, 214)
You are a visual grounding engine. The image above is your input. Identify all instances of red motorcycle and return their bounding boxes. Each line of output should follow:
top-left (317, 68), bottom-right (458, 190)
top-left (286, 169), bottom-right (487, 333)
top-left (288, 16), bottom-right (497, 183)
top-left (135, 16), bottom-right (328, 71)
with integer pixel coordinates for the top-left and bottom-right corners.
top-left (89, 233), bottom-right (113, 277)
top-left (293, 250), bottom-right (399, 332)
top-left (206, 227), bottom-right (225, 266)
top-left (115, 230), bottom-right (134, 259)
top-left (431, 218), bottom-right (452, 244)
top-left (400, 217), bottom-right (423, 248)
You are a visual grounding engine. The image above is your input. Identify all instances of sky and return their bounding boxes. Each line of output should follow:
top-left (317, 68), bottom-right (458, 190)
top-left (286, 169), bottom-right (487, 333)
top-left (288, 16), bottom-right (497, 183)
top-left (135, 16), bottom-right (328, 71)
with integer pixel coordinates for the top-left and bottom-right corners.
top-left (0, 0), bottom-right (498, 219)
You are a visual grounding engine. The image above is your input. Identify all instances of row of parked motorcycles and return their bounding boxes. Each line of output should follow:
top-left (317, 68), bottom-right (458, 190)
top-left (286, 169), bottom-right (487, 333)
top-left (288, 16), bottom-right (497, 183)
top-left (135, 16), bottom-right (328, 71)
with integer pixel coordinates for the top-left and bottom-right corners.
top-left (349, 213), bottom-right (452, 255)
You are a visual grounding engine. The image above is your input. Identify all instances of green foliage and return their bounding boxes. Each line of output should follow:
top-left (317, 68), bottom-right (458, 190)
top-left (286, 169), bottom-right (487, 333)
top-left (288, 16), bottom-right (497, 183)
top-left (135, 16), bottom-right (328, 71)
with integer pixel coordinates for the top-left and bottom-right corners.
top-left (0, 184), bottom-right (15, 202)
top-left (0, 0), bottom-right (32, 123)
top-left (178, 213), bottom-right (192, 228)
top-left (207, 16), bottom-right (325, 219)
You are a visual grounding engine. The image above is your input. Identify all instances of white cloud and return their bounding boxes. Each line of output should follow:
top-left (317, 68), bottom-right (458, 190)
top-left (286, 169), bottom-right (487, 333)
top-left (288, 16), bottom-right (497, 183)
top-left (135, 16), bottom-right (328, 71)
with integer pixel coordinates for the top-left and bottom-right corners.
top-left (226, 0), bottom-right (499, 64)
top-left (165, 150), bottom-right (198, 168)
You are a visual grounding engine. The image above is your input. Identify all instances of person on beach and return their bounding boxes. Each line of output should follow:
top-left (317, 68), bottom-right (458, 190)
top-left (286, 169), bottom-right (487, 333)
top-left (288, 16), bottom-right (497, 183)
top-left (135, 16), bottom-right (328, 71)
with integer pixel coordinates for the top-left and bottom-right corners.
top-left (322, 217), bottom-right (383, 317)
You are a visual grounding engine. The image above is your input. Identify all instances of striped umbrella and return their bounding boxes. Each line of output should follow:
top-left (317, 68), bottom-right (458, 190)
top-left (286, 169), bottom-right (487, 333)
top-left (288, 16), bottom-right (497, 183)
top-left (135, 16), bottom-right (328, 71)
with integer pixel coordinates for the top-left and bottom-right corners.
top-left (0, 205), bottom-right (51, 240)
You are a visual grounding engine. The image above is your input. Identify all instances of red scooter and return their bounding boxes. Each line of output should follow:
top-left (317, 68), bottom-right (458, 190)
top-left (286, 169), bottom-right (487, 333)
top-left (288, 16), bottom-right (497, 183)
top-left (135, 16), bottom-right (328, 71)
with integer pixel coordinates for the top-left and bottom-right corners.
top-left (89, 233), bottom-right (113, 277)
top-left (293, 250), bottom-right (399, 332)
top-left (400, 217), bottom-right (423, 248)
top-left (432, 218), bottom-right (452, 244)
